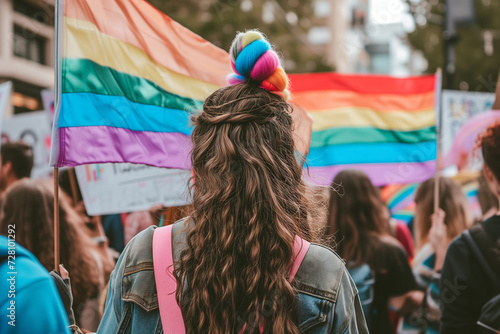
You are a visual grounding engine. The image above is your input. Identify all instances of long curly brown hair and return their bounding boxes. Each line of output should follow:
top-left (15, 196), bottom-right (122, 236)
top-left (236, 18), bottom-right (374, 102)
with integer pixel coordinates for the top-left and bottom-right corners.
top-left (0, 179), bottom-right (102, 318)
top-left (174, 84), bottom-right (313, 333)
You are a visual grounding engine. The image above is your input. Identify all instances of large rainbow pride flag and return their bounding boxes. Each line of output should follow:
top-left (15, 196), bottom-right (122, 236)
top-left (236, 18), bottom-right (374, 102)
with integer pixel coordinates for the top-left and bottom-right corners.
top-left (289, 73), bottom-right (439, 186)
top-left (49, 0), bottom-right (230, 169)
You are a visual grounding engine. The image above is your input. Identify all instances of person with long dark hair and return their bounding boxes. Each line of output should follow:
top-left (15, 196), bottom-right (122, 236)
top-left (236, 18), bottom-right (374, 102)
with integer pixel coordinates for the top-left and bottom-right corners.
top-left (97, 30), bottom-right (368, 333)
top-left (0, 179), bottom-right (113, 329)
top-left (440, 123), bottom-right (500, 334)
top-left (325, 169), bottom-right (423, 333)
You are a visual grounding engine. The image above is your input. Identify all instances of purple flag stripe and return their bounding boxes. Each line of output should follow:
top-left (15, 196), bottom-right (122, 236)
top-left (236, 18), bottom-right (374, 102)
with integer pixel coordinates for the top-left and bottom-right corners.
top-left (305, 161), bottom-right (436, 187)
top-left (57, 126), bottom-right (192, 169)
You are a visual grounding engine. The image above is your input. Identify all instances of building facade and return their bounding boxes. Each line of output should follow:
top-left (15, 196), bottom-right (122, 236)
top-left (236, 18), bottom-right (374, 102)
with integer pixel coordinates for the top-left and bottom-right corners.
top-left (0, 0), bottom-right (54, 116)
top-left (309, 0), bottom-right (426, 75)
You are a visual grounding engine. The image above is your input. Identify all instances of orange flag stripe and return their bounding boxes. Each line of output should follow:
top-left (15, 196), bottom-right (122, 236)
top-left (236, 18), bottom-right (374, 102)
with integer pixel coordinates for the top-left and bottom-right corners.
top-left (65, 0), bottom-right (231, 87)
top-left (291, 90), bottom-right (434, 113)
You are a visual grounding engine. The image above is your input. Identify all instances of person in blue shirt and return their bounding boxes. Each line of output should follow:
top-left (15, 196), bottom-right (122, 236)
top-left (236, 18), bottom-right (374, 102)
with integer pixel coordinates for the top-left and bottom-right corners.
top-left (0, 235), bottom-right (71, 334)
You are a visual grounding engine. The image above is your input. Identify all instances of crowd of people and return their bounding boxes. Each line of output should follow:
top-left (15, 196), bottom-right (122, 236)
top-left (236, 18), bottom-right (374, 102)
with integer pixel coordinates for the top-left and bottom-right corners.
top-left (0, 31), bottom-right (499, 334)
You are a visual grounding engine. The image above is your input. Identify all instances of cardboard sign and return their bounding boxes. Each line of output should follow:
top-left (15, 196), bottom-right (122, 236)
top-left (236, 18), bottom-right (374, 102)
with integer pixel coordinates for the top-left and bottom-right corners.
top-left (41, 89), bottom-right (55, 127)
top-left (75, 163), bottom-right (192, 215)
top-left (1, 111), bottom-right (52, 180)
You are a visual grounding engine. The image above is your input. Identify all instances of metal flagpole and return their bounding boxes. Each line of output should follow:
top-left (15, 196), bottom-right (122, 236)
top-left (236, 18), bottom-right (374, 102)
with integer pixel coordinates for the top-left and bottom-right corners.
top-left (53, 0), bottom-right (63, 273)
top-left (54, 168), bottom-right (60, 272)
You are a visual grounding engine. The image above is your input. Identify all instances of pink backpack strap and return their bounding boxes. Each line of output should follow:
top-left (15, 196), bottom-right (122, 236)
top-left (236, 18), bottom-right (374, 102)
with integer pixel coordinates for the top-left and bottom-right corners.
top-left (153, 225), bottom-right (186, 334)
top-left (153, 227), bottom-right (310, 333)
top-left (289, 235), bottom-right (310, 282)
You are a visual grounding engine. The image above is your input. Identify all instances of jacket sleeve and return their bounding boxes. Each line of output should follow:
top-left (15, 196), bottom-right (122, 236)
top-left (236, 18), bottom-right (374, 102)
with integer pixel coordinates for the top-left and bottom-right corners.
top-left (96, 243), bottom-right (128, 333)
top-left (331, 269), bottom-right (369, 334)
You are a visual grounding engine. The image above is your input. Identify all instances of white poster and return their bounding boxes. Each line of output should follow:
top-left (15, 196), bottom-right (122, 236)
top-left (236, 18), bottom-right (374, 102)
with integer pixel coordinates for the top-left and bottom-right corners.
top-left (75, 163), bottom-right (192, 215)
top-left (41, 89), bottom-right (55, 128)
top-left (1, 111), bottom-right (53, 180)
top-left (441, 90), bottom-right (495, 155)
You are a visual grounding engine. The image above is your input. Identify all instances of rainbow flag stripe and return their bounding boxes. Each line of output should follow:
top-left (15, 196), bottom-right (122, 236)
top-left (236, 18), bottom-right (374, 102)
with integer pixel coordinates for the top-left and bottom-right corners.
top-left (462, 181), bottom-right (481, 218)
top-left (50, 0), bottom-right (230, 169)
top-left (289, 73), bottom-right (438, 186)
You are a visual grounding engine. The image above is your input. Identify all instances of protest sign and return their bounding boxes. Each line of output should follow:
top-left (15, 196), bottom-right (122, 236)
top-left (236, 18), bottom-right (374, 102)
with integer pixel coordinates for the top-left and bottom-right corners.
top-left (1, 111), bottom-right (52, 179)
top-left (75, 163), bottom-right (192, 215)
top-left (41, 89), bottom-right (55, 128)
top-left (441, 90), bottom-right (495, 155)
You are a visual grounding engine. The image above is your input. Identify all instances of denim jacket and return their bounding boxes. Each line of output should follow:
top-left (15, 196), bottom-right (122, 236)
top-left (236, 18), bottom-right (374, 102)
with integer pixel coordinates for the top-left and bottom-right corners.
top-left (97, 220), bottom-right (368, 334)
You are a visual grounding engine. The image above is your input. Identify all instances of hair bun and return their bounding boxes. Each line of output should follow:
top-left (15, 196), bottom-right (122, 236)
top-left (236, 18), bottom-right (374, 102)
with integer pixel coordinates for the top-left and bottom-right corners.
top-left (228, 30), bottom-right (290, 100)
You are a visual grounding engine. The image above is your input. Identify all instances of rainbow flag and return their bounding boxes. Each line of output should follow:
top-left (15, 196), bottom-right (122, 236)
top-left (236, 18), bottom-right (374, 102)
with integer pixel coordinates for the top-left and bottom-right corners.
top-left (462, 181), bottom-right (481, 218)
top-left (49, 0), bottom-right (230, 169)
top-left (289, 73), bottom-right (439, 186)
top-left (382, 183), bottom-right (418, 224)
top-left (382, 180), bottom-right (482, 225)
top-left (384, 183), bottom-right (418, 214)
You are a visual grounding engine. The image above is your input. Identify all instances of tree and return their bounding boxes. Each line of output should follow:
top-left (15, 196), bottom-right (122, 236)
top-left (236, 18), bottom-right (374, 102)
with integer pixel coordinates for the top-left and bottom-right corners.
top-left (147, 0), bottom-right (333, 73)
top-left (405, 0), bottom-right (500, 91)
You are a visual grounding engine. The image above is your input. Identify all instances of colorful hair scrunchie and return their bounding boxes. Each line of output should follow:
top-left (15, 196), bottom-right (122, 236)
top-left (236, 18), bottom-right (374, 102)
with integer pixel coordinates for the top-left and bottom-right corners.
top-left (227, 30), bottom-right (290, 101)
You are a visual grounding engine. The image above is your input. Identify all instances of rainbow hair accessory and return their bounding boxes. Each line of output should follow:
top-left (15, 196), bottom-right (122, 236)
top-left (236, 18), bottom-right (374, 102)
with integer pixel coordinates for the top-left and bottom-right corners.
top-left (228, 30), bottom-right (290, 100)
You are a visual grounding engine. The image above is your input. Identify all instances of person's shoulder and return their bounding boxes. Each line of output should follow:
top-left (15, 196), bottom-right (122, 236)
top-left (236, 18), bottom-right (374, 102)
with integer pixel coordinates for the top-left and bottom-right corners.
top-left (293, 243), bottom-right (347, 302)
top-left (0, 253), bottom-right (52, 287)
top-left (445, 220), bottom-right (498, 263)
top-left (482, 215), bottom-right (500, 236)
top-left (379, 234), bottom-right (406, 251)
top-left (122, 217), bottom-right (191, 269)
top-left (482, 214), bottom-right (500, 224)
top-left (121, 225), bottom-right (157, 265)
top-left (440, 231), bottom-right (471, 284)
top-left (447, 232), bottom-right (469, 257)
top-left (0, 242), bottom-right (60, 312)
top-left (0, 236), bottom-right (51, 285)
top-left (306, 243), bottom-right (346, 267)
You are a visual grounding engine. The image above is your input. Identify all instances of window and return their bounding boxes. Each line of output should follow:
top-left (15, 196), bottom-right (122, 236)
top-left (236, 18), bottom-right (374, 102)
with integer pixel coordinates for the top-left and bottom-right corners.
top-left (308, 26), bottom-right (331, 45)
top-left (13, 25), bottom-right (47, 65)
top-left (11, 81), bottom-right (43, 114)
top-left (14, 0), bottom-right (54, 26)
top-left (313, 0), bottom-right (331, 18)
top-left (365, 44), bottom-right (391, 74)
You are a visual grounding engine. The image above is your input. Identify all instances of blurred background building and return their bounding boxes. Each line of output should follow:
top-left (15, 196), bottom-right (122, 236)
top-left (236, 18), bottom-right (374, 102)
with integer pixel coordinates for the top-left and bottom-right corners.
top-left (311, 0), bottom-right (427, 75)
top-left (0, 0), bottom-right (54, 116)
top-left (0, 0), bottom-right (498, 116)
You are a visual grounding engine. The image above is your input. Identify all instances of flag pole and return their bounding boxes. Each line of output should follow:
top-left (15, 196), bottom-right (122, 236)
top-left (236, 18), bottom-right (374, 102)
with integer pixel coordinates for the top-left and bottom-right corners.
top-left (434, 68), bottom-right (443, 213)
top-left (54, 167), bottom-right (60, 273)
top-left (52, 0), bottom-right (63, 274)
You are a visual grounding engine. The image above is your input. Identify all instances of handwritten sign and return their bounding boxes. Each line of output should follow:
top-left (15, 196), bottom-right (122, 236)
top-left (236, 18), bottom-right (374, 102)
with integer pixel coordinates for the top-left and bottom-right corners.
top-left (75, 163), bottom-right (192, 215)
top-left (41, 89), bottom-right (55, 127)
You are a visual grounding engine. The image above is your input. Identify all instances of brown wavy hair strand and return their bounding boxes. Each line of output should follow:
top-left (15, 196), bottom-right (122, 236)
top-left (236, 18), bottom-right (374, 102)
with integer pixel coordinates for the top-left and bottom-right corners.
top-left (326, 169), bottom-right (395, 272)
top-left (414, 177), bottom-right (473, 249)
top-left (174, 84), bottom-right (312, 333)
